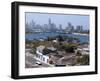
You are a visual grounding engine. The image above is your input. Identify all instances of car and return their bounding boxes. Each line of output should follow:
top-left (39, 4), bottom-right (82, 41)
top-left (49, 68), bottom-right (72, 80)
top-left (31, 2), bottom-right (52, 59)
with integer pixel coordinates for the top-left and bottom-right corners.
top-left (36, 61), bottom-right (42, 65)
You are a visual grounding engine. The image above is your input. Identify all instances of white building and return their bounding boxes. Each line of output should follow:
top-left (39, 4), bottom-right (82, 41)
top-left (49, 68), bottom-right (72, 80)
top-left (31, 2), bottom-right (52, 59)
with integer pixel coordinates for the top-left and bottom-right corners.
top-left (75, 44), bottom-right (89, 55)
top-left (36, 45), bottom-right (57, 64)
top-left (36, 45), bottom-right (49, 63)
top-left (36, 45), bottom-right (77, 65)
top-left (52, 39), bottom-right (58, 43)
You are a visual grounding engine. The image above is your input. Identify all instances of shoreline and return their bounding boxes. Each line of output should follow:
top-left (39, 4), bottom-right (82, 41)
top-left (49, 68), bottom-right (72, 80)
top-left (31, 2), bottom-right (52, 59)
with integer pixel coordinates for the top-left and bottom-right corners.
top-left (73, 33), bottom-right (89, 36)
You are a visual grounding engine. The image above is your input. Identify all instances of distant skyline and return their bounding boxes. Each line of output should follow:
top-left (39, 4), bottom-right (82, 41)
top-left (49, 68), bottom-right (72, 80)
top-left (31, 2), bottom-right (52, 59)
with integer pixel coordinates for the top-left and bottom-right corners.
top-left (25, 12), bottom-right (89, 30)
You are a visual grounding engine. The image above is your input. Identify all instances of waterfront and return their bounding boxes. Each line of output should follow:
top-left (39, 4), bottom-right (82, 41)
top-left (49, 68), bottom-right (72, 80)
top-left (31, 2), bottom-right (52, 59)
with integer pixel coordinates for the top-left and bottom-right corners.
top-left (26, 32), bottom-right (89, 43)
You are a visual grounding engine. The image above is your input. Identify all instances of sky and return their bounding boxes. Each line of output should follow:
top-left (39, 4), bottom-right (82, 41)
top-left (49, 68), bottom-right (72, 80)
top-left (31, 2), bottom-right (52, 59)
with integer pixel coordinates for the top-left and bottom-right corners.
top-left (25, 12), bottom-right (89, 30)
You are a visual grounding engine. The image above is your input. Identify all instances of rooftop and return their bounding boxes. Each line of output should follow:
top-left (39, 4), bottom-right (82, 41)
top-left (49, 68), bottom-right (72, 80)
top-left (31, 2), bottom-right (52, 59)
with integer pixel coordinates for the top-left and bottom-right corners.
top-left (36, 45), bottom-right (45, 53)
top-left (37, 45), bottom-right (57, 54)
top-left (47, 47), bottom-right (57, 51)
top-left (78, 44), bottom-right (89, 49)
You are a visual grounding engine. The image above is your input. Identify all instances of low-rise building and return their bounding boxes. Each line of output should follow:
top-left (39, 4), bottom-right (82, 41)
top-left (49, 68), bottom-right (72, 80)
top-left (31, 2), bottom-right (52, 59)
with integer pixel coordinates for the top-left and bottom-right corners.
top-left (36, 45), bottom-right (57, 64)
top-left (75, 44), bottom-right (89, 55)
top-left (36, 45), bottom-right (49, 63)
top-left (36, 45), bottom-right (76, 66)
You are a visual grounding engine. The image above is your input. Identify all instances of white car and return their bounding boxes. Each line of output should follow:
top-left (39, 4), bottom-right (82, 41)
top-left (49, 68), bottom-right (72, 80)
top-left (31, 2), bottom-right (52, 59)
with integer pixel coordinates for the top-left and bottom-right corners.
top-left (36, 61), bottom-right (42, 65)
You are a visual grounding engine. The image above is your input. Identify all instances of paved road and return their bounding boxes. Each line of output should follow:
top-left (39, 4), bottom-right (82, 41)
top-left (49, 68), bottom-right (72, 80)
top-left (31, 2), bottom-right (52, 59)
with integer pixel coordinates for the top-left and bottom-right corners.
top-left (25, 52), bottom-right (50, 68)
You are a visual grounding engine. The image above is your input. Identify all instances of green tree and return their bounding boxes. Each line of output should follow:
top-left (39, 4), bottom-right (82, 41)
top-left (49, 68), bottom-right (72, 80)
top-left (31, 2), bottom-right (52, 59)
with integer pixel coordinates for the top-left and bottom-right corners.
top-left (60, 44), bottom-right (77, 53)
top-left (76, 50), bottom-right (82, 56)
top-left (75, 55), bottom-right (89, 65)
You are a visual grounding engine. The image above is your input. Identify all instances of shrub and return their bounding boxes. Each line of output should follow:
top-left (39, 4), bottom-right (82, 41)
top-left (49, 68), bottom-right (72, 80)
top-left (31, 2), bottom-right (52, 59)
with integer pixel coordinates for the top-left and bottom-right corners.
top-left (75, 55), bottom-right (89, 65)
top-left (76, 50), bottom-right (82, 56)
top-left (60, 44), bottom-right (77, 53)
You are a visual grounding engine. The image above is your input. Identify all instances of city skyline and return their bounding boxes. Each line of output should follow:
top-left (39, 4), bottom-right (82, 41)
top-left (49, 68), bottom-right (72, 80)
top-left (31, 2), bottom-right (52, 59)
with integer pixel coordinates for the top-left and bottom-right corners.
top-left (25, 12), bottom-right (89, 30)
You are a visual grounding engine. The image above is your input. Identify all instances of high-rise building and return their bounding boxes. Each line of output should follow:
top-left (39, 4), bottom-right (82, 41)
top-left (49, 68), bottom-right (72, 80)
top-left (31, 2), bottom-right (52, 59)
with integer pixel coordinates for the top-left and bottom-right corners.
top-left (59, 24), bottom-right (62, 30)
top-left (49, 18), bottom-right (51, 25)
top-left (48, 18), bottom-right (57, 32)
top-left (48, 18), bottom-right (51, 30)
top-left (76, 25), bottom-right (83, 32)
top-left (66, 22), bottom-right (74, 33)
top-left (43, 24), bottom-right (49, 32)
top-left (59, 24), bottom-right (63, 32)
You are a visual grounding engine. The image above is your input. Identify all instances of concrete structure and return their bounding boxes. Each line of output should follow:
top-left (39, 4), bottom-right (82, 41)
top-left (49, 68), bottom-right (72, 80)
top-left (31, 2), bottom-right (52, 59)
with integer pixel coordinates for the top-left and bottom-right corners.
top-left (75, 44), bottom-right (89, 55)
top-left (36, 45), bottom-right (76, 66)
top-left (36, 45), bottom-right (57, 64)
top-left (36, 45), bottom-right (49, 63)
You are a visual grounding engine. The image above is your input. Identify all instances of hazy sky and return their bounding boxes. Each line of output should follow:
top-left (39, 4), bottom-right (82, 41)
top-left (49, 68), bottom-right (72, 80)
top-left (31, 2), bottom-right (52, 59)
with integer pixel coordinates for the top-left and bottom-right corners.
top-left (25, 12), bottom-right (89, 30)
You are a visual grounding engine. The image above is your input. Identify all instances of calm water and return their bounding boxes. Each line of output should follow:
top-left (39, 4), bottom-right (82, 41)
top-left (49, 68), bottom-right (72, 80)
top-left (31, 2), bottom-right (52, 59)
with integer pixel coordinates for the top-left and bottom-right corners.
top-left (26, 32), bottom-right (89, 43)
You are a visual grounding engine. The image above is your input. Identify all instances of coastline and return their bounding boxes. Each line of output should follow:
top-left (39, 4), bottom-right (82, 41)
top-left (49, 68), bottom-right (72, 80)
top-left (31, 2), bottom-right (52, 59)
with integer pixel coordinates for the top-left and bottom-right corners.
top-left (73, 33), bottom-right (89, 36)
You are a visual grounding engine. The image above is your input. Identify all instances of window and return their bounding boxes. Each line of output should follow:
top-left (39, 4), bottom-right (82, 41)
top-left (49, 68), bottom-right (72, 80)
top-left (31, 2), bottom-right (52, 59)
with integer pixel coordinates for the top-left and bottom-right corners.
top-left (47, 59), bottom-right (49, 63)
top-left (43, 57), bottom-right (45, 61)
